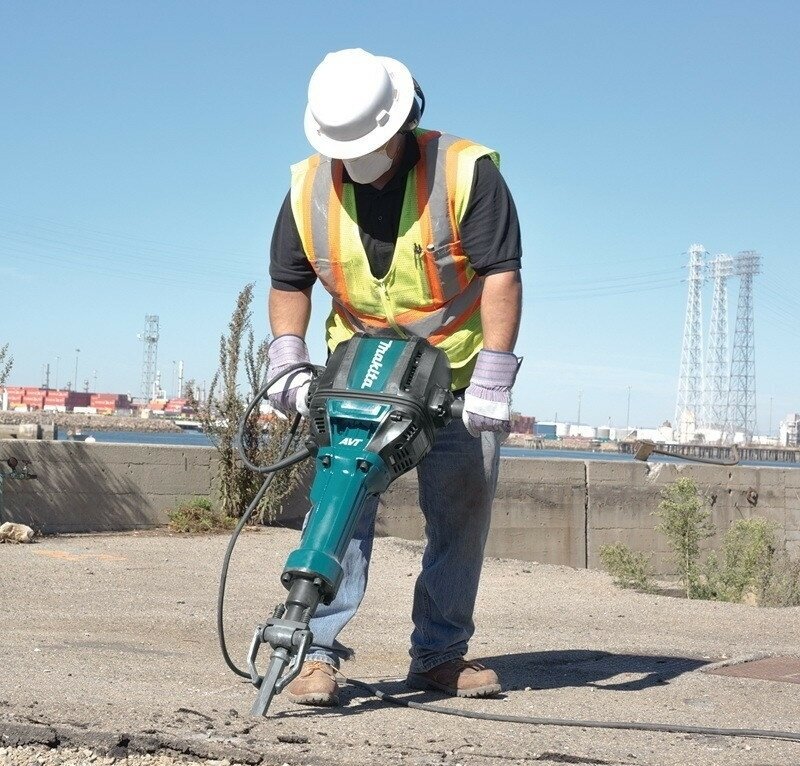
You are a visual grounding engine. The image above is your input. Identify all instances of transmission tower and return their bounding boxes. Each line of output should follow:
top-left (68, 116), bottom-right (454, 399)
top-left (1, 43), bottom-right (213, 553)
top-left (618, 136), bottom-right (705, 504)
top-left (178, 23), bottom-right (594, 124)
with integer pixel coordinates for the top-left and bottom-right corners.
top-left (675, 244), bottom-right (706, 441)
top-left (703, 254), bottom-right (734, 429)
top-left (139, 315), bottom-right (160, 400)
top-left (727, 251), bottom-right (760, 442)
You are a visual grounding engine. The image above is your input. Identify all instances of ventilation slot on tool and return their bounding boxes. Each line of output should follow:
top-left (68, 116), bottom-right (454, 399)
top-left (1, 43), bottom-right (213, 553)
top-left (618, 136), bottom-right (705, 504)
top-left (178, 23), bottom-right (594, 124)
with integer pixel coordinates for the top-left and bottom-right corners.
top-left (392, 447), bottom-right (415, 474)
top-left (401, 350), bottom-right (424, 391)
top-left (390, 424), bottom-right (420, 475)
top-left (314, 416), bottom-right (327, 436)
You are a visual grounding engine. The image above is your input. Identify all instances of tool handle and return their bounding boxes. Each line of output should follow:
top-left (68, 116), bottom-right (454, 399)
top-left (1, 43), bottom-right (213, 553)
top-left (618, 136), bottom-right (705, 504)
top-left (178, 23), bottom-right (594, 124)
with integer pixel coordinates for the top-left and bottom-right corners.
top-left (450, 398), bottom-right (464, 420)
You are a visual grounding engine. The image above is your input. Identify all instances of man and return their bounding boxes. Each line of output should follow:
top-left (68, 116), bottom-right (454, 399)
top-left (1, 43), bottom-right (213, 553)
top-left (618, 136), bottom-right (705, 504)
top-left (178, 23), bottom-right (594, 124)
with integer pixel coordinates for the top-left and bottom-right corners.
top-left (268, 48), bottom-right (523, 706)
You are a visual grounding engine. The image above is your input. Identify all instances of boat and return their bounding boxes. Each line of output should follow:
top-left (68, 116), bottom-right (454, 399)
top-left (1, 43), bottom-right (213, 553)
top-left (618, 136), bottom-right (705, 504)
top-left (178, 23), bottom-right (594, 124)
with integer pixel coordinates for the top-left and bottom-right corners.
top-left (68, 430), bottom-right (91, 442)
top-left (175, 420), bottom-right (203, 431)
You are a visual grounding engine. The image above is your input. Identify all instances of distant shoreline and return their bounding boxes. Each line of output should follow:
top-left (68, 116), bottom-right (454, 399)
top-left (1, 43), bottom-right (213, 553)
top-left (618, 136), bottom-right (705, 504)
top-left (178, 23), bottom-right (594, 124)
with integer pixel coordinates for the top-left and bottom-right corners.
top-left (505, 435), bottom-right (621, 453)
top-left (0, 411), bottom-right (182, 433)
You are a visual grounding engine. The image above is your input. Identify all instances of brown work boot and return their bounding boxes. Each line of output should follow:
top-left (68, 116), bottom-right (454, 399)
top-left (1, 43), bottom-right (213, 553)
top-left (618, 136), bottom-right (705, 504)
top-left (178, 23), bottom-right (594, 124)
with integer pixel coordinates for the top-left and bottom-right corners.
top-left (284, 661), bottom-right (339, 706)
top-left (406, 658), bottom-right (501, 698)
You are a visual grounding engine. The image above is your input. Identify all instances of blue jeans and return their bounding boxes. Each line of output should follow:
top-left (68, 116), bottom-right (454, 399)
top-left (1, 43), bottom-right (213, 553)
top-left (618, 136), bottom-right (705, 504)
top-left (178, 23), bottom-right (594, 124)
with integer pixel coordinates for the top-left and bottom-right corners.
top-left (304, 418), bottom-right (503, 673)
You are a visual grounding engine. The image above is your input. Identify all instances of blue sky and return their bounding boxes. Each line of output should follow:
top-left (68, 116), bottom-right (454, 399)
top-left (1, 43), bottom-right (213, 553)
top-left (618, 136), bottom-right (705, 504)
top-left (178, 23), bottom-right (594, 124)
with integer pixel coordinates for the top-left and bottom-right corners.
top-left (2, 1), bottom-right (798, 431)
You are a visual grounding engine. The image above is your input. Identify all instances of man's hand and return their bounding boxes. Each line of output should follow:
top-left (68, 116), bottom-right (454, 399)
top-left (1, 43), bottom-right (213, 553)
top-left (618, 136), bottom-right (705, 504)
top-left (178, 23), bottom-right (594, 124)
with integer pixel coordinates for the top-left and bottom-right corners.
top-left (267, 335), bottom-right (313, 416)
top-left (462, 349), bottom-right (521, 437)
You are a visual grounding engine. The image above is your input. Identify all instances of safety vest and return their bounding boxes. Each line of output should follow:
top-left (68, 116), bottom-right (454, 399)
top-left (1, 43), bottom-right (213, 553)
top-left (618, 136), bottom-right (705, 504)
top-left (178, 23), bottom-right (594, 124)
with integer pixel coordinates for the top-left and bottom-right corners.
top-left (289, 129), bottom-right (499, 390)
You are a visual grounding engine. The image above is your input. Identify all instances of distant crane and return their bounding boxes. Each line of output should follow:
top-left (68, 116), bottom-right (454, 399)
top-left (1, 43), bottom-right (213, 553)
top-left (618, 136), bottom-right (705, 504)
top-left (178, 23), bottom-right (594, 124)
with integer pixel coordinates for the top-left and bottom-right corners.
top-left (138, 315), bottom-right (160, 401)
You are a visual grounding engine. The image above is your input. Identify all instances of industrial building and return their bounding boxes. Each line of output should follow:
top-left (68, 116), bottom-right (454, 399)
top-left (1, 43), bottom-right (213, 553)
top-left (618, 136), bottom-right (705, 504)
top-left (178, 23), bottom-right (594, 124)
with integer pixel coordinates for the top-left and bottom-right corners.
top-left (780, 413), bottom-right (800, 447)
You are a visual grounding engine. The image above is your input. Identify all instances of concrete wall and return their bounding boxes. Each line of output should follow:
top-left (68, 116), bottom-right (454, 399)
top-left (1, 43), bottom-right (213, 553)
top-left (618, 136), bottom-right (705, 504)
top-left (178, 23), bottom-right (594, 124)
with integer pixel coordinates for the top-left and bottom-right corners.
top-left (0, 440), bottom-right (216, 533)
top-left (375, 458), bottom-right (587, 568)
top-left (2, 440), bottom-right (799, 573)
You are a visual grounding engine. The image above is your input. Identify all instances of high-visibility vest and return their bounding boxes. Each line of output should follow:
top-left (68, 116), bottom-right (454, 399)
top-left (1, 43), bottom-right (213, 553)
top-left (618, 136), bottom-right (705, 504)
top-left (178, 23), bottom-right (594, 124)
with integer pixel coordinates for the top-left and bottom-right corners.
top-left (289, 129), bottom-right (499, 390)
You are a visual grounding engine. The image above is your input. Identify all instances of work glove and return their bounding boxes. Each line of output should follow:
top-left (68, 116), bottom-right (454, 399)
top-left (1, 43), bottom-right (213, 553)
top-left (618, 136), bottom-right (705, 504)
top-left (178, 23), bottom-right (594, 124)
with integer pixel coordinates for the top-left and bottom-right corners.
top-left (462, 349), bottom-right (521, 437)
top-left (266, 335), bottom-right (313, 416)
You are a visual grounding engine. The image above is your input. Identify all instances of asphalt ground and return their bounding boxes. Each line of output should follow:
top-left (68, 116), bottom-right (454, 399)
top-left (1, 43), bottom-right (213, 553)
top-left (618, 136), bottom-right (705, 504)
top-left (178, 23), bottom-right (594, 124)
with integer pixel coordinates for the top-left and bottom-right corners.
top-left (2, 528), bottom-right (800, 766)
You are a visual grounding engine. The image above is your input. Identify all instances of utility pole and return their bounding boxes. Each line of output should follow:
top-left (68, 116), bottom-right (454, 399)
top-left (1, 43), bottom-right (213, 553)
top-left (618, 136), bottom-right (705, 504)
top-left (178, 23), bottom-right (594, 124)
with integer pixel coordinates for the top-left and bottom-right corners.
top-left (704, 254), bottom-right (733, 430)
top-left (726, 251), bottom-right (760, 443)
top-left (675, 244), bottom-right (706, 441)
top-left (577, 389), bottom-right (582, 426)
top-left (55, 356), bottom-right (60, 390)
top-left (73, 348), bottom-right (80, 393)
top-left (769, 396), bottom-right (773, 438)
top-left (626, 386), bottom-right (631, 430)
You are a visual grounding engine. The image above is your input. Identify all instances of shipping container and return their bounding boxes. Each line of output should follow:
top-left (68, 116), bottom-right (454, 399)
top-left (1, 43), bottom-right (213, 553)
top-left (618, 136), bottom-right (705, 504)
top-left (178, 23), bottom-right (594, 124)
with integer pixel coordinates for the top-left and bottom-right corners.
top-left (534, 423), bottom-right (558, 439)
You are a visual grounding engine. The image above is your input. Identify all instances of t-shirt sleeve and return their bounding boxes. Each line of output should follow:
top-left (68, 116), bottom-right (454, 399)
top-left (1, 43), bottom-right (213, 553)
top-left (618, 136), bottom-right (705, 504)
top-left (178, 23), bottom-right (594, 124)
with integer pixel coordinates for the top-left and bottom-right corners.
top-left (459, 156), bottom-right (522, 276)
top-left (269, 191), bottom-right (318, 291)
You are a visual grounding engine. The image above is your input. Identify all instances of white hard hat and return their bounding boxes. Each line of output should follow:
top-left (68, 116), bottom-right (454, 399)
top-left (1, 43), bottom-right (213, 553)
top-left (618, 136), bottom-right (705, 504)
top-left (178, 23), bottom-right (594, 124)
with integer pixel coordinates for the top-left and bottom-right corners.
top-left (304, 48), bottom-right (415, 160)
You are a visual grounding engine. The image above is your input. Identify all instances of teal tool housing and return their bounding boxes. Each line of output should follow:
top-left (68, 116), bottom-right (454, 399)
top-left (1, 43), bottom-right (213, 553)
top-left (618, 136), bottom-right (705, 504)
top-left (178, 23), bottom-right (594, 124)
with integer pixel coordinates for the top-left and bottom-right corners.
top-left (282, 334), bottom-right (454, 603)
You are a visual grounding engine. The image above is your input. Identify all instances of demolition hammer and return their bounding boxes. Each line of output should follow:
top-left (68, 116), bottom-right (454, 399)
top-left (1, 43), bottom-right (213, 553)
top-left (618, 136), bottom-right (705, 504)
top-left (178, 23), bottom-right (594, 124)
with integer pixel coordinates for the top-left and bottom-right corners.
top-left (219, 333), bottom-right (462, 716)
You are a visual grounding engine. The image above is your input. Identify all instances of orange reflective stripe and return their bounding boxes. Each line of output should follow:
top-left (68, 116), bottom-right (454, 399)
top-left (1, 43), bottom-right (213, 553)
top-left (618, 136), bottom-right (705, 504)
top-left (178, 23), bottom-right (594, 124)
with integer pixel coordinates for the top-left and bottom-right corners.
top-left (301, 155), bottom-right (321, 265)
top-left (337, 299), bottom-right (389, 327)
top-left (427, 292), bottom-right (482, 347)
top-left (327, 162), bottom-right (349, 302)
top-left (445, 140), bottom-right (472, 291)
top-left (415, 131), bottom-right (442, 306)
top-left (334, 304), bottom-right (390, 331)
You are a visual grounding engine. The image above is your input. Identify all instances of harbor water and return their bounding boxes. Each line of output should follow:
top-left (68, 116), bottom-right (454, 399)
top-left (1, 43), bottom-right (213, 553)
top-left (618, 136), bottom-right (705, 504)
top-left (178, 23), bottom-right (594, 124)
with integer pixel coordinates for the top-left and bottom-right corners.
top-left (55, 430), bottom-right (800, 468)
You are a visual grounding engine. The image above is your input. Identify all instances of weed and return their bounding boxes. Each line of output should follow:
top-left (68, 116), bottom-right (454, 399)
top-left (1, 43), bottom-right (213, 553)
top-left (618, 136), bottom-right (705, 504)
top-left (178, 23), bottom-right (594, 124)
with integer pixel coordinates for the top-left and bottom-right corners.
top-left (655, 477), bottom-right (715, 599)
top-left (599, 542), bottom-right (656, 592)
top-left (718, 517), bottom-right (777, 602)
top-left (0, 343), bottom-right (12, 387)
top-left (168, 497), bottom-right (235, 533)
top-left (758, 553), bottom-right (800, 607)
top-left (187, 284), bottom-right (306, 524)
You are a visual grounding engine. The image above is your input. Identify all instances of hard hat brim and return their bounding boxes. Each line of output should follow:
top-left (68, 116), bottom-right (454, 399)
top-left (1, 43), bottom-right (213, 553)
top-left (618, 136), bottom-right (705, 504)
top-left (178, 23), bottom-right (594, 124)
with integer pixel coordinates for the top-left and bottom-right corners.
top-left (303, 56), bottom-right (416, 160)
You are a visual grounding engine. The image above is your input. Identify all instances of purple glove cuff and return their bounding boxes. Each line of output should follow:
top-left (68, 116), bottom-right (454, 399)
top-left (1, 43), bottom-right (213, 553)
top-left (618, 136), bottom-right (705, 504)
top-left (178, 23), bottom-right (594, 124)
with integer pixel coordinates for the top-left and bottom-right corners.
top-left (268, 335), bottom-right (310, 371)
top-left (469, 349), bottom-right (520, 390)
top-left (267, 335), bottom-right (311, 415)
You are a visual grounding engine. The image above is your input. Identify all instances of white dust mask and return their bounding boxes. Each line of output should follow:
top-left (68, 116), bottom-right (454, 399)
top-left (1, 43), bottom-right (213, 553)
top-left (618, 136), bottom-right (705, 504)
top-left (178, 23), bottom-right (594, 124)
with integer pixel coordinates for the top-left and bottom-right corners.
top-left (343, 145), bottom-right (393, 184)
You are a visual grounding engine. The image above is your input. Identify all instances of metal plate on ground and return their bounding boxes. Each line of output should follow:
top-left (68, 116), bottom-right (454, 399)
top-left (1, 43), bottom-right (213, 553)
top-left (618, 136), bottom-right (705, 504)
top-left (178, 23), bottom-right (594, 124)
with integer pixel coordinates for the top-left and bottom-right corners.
top-left (708, 657), bottom-right (800, 684)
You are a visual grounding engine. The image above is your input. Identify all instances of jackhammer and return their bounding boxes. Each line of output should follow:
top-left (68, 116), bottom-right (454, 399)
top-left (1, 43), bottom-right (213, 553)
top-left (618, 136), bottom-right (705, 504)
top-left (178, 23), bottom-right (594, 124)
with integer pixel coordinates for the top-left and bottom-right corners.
top-left (222, 333), bottom-right (461, 716)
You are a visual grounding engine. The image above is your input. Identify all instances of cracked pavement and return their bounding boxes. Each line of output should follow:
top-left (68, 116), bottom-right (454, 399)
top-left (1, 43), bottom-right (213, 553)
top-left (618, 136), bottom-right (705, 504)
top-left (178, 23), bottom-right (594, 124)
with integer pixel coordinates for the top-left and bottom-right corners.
top-left (2, 529), bottom-right (800, 765)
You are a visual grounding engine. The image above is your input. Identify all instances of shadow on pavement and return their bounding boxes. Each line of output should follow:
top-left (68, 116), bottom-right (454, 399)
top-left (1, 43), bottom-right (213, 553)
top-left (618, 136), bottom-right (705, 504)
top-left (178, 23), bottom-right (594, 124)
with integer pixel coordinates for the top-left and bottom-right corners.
top-left (275, 649), bottom-right (711, 718)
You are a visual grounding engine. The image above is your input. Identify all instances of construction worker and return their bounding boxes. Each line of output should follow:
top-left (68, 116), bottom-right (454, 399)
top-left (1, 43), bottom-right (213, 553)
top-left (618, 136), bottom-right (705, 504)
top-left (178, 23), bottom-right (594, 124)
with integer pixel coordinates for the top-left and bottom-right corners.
top-left (267, 48), bottom-right (523, 706)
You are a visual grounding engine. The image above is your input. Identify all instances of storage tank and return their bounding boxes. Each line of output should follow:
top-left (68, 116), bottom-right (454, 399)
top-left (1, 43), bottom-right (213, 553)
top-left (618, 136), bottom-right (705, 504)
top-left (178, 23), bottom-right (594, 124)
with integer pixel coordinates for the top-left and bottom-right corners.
top-left (596, 426), bottom-right (611, 441)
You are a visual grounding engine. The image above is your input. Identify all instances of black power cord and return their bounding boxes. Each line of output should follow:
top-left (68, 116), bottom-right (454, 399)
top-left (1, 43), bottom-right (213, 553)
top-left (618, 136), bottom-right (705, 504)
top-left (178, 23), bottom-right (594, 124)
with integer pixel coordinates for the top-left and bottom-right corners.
top-left (343, 677), bottom-right (800, 743)
top-left (217, 363), bottom-right (316, 679)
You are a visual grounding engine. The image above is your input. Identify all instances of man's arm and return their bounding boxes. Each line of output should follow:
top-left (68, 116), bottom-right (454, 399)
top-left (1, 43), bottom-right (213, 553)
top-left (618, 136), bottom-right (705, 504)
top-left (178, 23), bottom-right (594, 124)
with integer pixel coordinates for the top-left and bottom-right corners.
top-left (268, 286), bottom-right (313, 338)
top-left (480, 270), bottom-right (522, 352)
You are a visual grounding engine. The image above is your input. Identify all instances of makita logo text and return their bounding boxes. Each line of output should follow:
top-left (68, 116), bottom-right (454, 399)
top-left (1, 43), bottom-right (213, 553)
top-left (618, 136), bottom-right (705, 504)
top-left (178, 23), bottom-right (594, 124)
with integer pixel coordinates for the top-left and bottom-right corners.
top-left (361, 340), bottom-right (393, 389)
